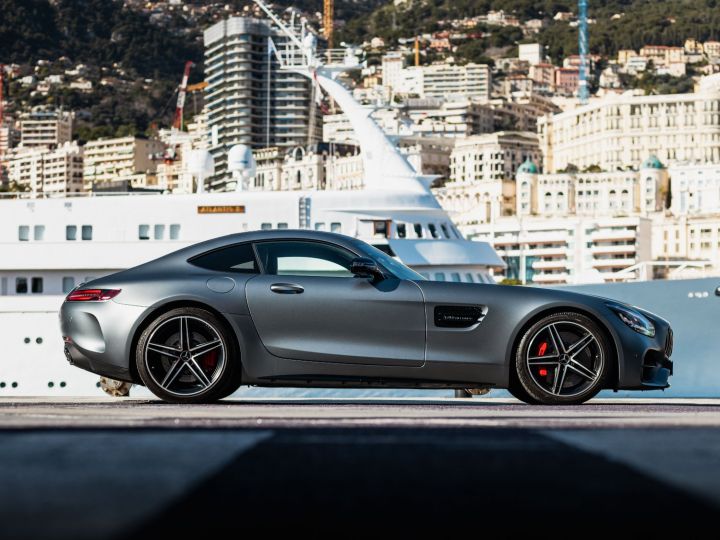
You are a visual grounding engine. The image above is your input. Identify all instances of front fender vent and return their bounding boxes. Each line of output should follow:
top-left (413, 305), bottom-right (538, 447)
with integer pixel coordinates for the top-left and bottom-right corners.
top-left (434, 306), bottom-right (485, 328)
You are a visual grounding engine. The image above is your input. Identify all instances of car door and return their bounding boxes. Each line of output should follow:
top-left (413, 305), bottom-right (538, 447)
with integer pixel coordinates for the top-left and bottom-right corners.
top-left (245, 240), bottom-right (426, 367)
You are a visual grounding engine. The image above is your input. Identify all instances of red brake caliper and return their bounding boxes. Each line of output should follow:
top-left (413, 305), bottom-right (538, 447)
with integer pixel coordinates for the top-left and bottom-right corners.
top-left (538, 342), bottom-right (549, 377)
top-left (200, 350), bottom-right (218, 372)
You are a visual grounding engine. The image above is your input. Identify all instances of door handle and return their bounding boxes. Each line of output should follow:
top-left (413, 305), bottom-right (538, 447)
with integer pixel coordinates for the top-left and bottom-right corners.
top-left (270, 283), bottom-right (304, 294)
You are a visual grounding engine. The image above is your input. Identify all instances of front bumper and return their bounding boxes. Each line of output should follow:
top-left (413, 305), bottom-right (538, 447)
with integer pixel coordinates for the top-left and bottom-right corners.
top-left (617, 321), bottom-right (674, 391)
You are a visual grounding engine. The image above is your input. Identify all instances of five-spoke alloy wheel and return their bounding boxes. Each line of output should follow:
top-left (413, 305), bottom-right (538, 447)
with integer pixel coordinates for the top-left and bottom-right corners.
top-left (136, 307), bottom-right (241, 403)
top-left (511, 312), bottom-right (611, 405)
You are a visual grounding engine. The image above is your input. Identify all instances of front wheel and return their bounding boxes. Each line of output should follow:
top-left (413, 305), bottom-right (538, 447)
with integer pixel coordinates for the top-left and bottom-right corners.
top-left (512, 312), bottom-right (611, 405)
top-left (136, 307), bottom-right (240, 404)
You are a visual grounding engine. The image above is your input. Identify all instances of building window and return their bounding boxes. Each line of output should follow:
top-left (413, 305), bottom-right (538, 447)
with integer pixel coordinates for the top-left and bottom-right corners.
top-left (16, 278), bottom-right (28, 294)
top-left (397, 223), bottom-right (407, 238)
top-left (81, 225), bottom-right (93, 241)
top-left (62, 277), bottom-right (75, 294)
top-left (169, 224), bottom-right (181, 240)
top-left (330, 222), bottom-right (342, 233)
top-left (66, 225), bottom-right (77, 241)
top-left (18, 226), bottom-right (29, 242)
top-left (139, 225), bottom-right (150, 240)
top-left (31, 277), bottom-right (43, 294)
top-left (34, 225), bottom-right (45, 241)
top-left (154, 224), bottom-right (165, 240)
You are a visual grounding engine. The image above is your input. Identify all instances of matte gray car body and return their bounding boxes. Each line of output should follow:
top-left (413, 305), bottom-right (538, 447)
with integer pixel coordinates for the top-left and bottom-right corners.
top-left (59, 230), bottom-right (674, 397)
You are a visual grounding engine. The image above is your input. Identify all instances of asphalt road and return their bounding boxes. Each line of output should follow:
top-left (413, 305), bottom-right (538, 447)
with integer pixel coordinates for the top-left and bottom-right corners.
top-left (1, 397), bottom-right (719, 537)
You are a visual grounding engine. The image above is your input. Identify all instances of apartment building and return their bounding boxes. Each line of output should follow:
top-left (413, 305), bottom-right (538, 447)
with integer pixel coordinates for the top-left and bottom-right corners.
top-left (6, 142), bottom-right (83, 193)
top-left (82, 136), bottom-right (164, 190)
top-left (397, 63), bottom-right (492, 101)
top-left (538, 74), bottom-right (720, 172)
top-left (19, 109), bottom-right (73, 148)
top-left (466, 216), bottom-right (653, 284)
top-left (203, 17), bottom-right (321, 189)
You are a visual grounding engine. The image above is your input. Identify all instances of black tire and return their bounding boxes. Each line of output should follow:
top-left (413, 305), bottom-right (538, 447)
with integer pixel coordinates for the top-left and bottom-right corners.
top-left (136, 307), bottom-right (241, 404)
top-left (513, 312), bottom-right (611, 405)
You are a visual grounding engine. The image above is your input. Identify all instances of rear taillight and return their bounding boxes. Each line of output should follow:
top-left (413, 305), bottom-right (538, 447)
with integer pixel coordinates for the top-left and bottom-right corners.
top-left (65, 289), bottom-right (121, 302)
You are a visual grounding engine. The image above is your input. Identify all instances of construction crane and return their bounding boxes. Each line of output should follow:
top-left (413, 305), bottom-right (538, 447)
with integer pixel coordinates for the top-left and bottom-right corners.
top-left (0, 64), bottom-right (5, 161)
top-left (578, 0), bottom-right (589, 104)
top-left (323, 0), bottom-right (334, 49)
top-left (173, 61), bottom-right (194, 131)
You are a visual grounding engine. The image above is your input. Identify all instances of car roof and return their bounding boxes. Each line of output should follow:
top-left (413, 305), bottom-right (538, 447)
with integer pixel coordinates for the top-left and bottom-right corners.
top-left (154, 229), bottom-right (368, 267)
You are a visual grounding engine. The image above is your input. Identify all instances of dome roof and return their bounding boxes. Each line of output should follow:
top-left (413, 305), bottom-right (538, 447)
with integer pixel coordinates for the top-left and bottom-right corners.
top-left (641, 155), bottom-right (664, 169)
top-left (518, 158), bottom-right (539, 174)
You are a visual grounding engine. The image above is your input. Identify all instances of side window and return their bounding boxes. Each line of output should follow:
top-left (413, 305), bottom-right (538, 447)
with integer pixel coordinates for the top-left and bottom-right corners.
top-left (66, 225), bottom-right (77, 241)
top-left (190, 243), bottom-right (259, 274)
top-left (413, 223), bottom-right (423, 238)
top-left (255, 241), bottom-right (355, 278)
top-left (81, 225), bottom-right (93, 241)
top-left (396, 223), bottom-right (407, 238)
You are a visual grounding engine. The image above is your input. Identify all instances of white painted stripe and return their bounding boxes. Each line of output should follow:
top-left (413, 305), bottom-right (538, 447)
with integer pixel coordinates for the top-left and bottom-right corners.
top-left (545, 429), bottom-right (720, 506)
top-left (0, 431), bottom-right (271, 539)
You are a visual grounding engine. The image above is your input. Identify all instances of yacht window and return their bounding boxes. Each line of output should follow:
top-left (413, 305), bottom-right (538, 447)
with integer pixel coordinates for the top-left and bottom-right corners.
top-left (34, 225), bottom-right (45, 241)
top-left (476, 273), bottom-right (487, 283)
top-left (315, 222), bottom-right (326, 231)
top-left (465, 273), bottom-right (474, 283)
top-left (330, 222), bottom-right (342, 233)
top-left (420, 272), bottom-right (430, 279)
top-left (261, 223), bottom-right (272, 230)
top-left (255, 240), bottom-right (355, 278)
top-left (81, 225), bottom-right (93, 241)
top-left (397, 223), bottom-right (407, 238)
top-left (453, 226), bottom-right (462, 239)
top-left (440, 223), bottom-right (450, 239)
top-left (373, 221), bottom-right (389, 238)
top-left (62, 277), bottom-right (75, 294)
top-left (451, 272), bottom-right (461, 282)
top-left (139, 225), bottom-right (150, 240)
top-left (85, 276), bottom-right (96, 282)
top-left (414, 223), bottom-right (423, 238)
top-left (170, 224), bottom-right (181, 240)
top-left (1, 277), bottom-right (6, 295)
top-left (16, 278), bottom-right (28, 294)
top-left (434, 272), bottom-right (446, 281)
top-left (66, 225), bottom-right (77, 241)
top-left (277, 223), bottom-right (289, 229)
top-left (31, 277), bottom-right (43, 294)
top-left (190, 243), bottom-right (259, 274)
top-left (18, 226), bottom-right (29, 242)
top-left (428, 223), bottom-right (439, 239)
top-left (154, 224), bottom-right (165, 240)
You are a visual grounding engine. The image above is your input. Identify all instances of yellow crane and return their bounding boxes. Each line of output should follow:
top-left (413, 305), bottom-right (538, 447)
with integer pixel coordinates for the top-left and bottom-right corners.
top-left (323, 0), bottom-right (334, 49)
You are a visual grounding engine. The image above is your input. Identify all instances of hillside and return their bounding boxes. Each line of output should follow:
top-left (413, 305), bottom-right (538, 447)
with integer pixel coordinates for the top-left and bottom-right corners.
top-left (338, 0), bottom-right (720, 64)
top-left (0, 0), bottom-right (384, 141)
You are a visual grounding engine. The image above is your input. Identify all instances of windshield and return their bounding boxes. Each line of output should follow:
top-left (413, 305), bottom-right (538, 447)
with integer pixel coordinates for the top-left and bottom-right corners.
top-left (363, 244), bottom-right (426, 281)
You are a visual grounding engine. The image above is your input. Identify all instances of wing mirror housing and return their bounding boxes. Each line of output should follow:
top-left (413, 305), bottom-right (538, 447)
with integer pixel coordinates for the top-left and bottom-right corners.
top-left (351, 257), bottom-right (384, 281)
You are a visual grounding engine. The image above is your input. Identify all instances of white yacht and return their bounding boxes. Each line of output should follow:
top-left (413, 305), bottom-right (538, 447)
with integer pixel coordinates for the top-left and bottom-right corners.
top-left (0, 1), bottom-right (505, 396)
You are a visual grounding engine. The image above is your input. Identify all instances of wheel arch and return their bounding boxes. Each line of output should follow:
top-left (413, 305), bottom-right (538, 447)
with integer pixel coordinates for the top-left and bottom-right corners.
top-left (506, 305), bottom-right (621, 390)
top-left (128, 299), bottom-right (242, 385)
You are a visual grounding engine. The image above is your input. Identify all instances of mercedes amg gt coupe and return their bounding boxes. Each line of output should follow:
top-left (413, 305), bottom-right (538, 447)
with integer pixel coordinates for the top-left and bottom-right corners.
top-left (60, 230), bottom-right (674, 405)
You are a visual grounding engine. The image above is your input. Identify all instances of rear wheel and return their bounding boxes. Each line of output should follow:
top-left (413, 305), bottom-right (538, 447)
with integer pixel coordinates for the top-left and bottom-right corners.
top-left (512, 312), bottom-right (611, 405)
top-left (136, 307), bottom-right (240, 404)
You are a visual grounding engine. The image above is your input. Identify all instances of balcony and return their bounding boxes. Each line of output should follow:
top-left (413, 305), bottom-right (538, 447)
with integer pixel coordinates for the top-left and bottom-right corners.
top-left (532, 259), bottom-right (570, 270)
top-left (592, 257), bottom-right (636, 269)
top-left (590, 243), bottom-right (637, 255)
top-left (532, 272), bottom-right (571, 284)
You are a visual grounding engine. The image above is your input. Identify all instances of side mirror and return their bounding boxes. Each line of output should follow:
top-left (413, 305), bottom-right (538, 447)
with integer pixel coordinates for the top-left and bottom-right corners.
top-left (351, 257), bottom-right (383, 281)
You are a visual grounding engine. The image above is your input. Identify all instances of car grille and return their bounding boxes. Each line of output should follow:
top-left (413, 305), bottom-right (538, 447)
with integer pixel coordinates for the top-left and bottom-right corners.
top-left (665, 328), bottom-right (674, 357)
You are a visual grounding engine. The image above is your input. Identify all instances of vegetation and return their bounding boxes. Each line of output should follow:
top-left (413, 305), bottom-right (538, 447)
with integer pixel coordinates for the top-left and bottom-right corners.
top-left (338, 1), bottom-right (720, 65)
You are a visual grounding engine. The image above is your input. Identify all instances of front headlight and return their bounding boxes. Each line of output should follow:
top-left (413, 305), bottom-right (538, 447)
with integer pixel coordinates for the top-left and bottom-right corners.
top-left (607, 303), bottom-right (655, 337)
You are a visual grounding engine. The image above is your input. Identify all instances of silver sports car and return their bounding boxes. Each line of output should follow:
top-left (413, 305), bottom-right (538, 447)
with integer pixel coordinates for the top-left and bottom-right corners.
top-left (60, 230), bottom-right (674, 405)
